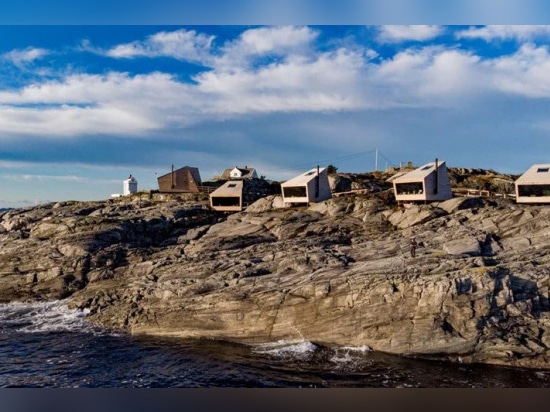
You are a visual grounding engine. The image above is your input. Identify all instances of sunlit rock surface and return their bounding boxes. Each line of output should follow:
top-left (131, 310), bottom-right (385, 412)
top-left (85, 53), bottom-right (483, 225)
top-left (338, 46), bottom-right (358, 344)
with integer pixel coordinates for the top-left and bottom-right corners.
top-left (1, 178), bottom-right (550, 369)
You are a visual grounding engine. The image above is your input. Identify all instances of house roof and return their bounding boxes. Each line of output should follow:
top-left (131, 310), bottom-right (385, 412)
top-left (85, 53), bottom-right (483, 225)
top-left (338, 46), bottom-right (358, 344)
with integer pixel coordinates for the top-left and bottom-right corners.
top-left (281, 167), bottom-right (327, 187)
top-left (210, 180), bottom-right (243, 197)
top-left (157, 166), bottom-right (201, 181)
top-left (392, 161), bottom-right (446, 183)
top-left (515, 164), bottom-right (550, 184)
top-left (220, 166), bottom-right (257, 179)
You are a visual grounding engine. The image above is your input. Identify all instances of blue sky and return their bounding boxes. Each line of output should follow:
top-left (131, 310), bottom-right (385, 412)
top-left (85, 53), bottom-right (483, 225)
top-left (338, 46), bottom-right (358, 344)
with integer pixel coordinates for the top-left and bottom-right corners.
top-left (2, 24), bottom-right (550, 207)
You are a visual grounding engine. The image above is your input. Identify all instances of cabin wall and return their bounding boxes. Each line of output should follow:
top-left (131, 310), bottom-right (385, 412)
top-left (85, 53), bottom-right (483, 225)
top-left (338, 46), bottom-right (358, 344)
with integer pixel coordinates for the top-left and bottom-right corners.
top-left (307, 172), bottom-right (332, 203)
top-left (424, 167), bottom-right (452, 201)
top-left (158, 169), bottom-right (200, 193)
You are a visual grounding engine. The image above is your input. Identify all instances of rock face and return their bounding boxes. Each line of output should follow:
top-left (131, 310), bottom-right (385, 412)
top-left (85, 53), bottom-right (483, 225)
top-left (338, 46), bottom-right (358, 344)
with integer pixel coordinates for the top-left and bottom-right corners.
top-left (1, 190), bottom-right (550, 369)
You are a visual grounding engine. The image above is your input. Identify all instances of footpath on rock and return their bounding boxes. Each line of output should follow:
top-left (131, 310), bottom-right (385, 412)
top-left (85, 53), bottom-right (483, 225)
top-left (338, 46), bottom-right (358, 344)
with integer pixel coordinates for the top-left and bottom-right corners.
top-left (1, 168), bottom-right (550, 369)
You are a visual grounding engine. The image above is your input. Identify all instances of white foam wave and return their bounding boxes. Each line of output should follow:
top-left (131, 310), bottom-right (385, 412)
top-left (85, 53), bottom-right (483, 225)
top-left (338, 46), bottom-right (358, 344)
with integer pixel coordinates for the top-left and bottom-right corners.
top-left (329, 345), bottom-right (372, 365)
top-left (251, 340), bottom-right (318, 357)
top-left (0, 300), bottom-right (108, 335)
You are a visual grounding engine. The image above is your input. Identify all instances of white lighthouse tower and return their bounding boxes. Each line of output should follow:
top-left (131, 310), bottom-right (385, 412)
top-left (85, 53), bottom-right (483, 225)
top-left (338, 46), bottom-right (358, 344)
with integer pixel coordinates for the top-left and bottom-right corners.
top-left (123, 174), bottom-right (138, 195)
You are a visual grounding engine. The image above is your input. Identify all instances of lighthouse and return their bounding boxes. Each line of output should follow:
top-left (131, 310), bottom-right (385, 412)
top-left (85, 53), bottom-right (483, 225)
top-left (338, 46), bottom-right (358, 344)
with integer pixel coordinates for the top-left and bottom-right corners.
top-left (123, 174), bottom-right (138, 195)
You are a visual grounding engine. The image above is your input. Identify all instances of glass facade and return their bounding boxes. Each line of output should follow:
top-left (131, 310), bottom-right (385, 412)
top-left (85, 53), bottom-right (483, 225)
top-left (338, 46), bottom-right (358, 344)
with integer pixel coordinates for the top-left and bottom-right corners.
top-left (395, 182), bottom-right (424, 195)
top-left (211, 197), bottom-right (240, 207)
top-left (517, 184), bottom-right (550, 197)
top-left (283, 186), bottom-right (307, 198)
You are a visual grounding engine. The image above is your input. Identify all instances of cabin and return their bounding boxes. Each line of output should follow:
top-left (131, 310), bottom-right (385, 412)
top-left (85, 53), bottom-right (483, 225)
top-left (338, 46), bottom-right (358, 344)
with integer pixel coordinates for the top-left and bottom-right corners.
top-left (157, 166), bottom-right (202, 193)
top-left (220, 165), bottom-right (258, 180)
top-left (210, 180), bottom-right (243, 212)
top-left (515, 164), bottom-right (550, 203)
top-left (281, 167), bottom-right (332, 207)
top-left (392, 159), bottom-right (452, 202)
top-left (209, 178), bottom-right (275, 212)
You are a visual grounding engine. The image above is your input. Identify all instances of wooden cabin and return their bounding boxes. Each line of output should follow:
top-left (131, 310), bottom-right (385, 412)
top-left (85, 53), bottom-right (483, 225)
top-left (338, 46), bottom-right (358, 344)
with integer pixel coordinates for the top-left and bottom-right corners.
top-left (281, 167), bottom-right (332, 207)
top-left (515, 164), bottom-right (550, 203)
top-left (157, 166), bottom-right (202, 193)
top-left (209, 178), bottom-right (274, 212)
top-left (392, 160), bottom-right (452, 202)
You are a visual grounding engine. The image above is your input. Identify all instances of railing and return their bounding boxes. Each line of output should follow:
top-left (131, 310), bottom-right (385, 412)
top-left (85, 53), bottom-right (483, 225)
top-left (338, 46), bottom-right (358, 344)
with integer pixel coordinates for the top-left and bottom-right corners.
top-left (452, 188), bottom-right (492, 197)
top-left (197, 186), bottom-right (218, 194)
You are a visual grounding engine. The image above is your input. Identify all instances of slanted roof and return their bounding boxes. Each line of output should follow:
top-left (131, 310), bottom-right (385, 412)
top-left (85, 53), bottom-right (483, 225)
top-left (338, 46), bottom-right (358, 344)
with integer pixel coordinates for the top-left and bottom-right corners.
top-left (157, 166), bottom-right (200, 181)
top-left (515, 164), bottom-right (550, 184)
top-left (392, 161), bottom-right (446, 183)
top-left (281, 167), bottom-right (327, 187)
top-left (221, 166), bottom-right (257, 179)
top-left (210, 180), bottom-right (243, 196)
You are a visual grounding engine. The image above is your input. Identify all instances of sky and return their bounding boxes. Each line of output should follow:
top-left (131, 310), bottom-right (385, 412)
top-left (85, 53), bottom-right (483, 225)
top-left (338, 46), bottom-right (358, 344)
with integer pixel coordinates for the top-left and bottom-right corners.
top-left (3, 23), bottom-right (550, 207)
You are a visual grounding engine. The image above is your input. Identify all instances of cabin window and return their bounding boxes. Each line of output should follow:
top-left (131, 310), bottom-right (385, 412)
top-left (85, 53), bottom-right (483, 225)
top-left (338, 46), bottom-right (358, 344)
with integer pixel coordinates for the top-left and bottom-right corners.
top-left (227, 183), bottom-right (237, 188)
top-left (518, 184), bottom-right (550, 197)
top-left (304, 171), bottom-right (316, 176)
top-left (283, 186), bottom-right (307, 198)
top-left (395, 182), bottom-right (424, 195)
top-left (212, 197), bottom-right (240, 207)
top-left (421, 165), bottom-right (432, 170)
top-left (537, 167), bottom-right (549, 173)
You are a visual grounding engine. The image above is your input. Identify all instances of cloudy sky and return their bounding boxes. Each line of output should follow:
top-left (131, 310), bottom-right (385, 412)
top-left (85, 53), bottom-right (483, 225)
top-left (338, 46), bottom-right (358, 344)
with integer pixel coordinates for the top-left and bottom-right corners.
top-left (2, 24), bottom-right (550, 207)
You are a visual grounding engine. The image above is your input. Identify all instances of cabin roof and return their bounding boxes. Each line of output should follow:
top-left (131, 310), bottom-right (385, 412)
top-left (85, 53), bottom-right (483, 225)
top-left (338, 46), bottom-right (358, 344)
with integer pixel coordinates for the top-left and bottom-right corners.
top-left (515, 164), bottom-right (550, 184)
top-left (281, 167), bottom-right (327, 187)
top-left (392, 161), bottom-right (446, 183)
top-left (157, 166), bottom-right (200, 181)
top-left (210, 180), bottom-right (243, 197)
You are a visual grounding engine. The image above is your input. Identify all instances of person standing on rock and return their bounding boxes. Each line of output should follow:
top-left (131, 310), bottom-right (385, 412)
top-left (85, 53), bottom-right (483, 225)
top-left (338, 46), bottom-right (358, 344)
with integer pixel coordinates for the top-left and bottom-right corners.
top-left (410, 237), bottom-right (418, 258)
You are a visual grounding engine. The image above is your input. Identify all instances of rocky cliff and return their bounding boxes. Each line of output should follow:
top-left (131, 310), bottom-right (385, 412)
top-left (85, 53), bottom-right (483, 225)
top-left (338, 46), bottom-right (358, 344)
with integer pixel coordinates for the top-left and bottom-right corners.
top-left (1, 183), bottom-right (549, 369)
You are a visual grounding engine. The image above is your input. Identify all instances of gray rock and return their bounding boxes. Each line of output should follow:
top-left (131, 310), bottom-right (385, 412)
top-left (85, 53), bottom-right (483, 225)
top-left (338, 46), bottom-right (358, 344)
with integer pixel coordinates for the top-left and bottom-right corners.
top-left (3, 189), bottom-right (550, 370)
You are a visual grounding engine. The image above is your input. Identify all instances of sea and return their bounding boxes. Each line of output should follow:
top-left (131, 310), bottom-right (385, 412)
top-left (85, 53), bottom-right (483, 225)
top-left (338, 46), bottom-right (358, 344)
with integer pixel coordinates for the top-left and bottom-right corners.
top-left (1, 300), bottom-right (549, 389)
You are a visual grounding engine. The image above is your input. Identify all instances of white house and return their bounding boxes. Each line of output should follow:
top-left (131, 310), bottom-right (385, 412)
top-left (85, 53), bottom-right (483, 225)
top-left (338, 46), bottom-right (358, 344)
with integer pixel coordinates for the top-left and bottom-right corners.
top-left (221, 165), bottom-right (259, 180)
top-left (123, 174), bottom-right (138, 196)
top-left (392, 160), bottom-right (452, 202)
top-left (515, 164), bottom-right (550, 203)
top-left (281, 167), bottom-right (332, 207)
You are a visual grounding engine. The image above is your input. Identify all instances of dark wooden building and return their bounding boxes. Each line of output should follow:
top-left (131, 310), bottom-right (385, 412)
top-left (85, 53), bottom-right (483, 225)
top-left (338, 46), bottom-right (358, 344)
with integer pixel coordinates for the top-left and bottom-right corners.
top-left (157, 166), bottom-right (202, 193)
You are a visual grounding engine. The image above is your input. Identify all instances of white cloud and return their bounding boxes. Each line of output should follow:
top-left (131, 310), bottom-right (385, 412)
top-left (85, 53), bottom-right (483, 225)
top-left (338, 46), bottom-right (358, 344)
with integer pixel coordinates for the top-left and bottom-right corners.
top-left (0, 72), bottom-right (195, 137)
top-left (213, 25), bottom-right (319, 70)
top-left (99, 26), bottom-right (320, 71)
top-left (2, 174), bottom-right (89, 182)
top-left (104, 29), bottom-right (215, 64)
top-left (372, 46), bottom-right (485, 106)
top-left (487, 44), bottom-right (550, 97)
top-left (3, 29), bottom-right (550, 143)
top-left (456, 25), bottom-right (550, 41)
top-left (370, 42), bottom-right (550, 102)
top-left (2, 47), bottom-right (49, 68)
top-left (377, 25), bottom-right (444, 43)
top-left (224, 25), bottom-right (318, 56)
top-left (195, 47), bottom-right (367, 114)
top-left (0, 44), bottom-right (372, 138)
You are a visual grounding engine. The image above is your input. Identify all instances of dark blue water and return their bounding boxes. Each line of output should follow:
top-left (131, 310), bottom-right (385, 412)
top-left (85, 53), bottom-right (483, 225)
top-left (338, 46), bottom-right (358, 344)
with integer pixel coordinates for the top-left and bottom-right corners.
top-left (1, 301), bottom-right (549, 388)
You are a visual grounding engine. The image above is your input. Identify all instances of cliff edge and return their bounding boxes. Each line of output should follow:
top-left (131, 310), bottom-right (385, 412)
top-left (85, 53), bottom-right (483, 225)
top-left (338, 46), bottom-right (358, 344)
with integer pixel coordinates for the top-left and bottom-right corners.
top-left (1, 182), bottom-right (549, 369)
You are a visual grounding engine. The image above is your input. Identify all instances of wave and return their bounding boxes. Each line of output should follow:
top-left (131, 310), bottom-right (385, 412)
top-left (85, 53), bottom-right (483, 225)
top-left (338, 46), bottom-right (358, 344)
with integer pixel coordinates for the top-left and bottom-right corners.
top-left (329, 345), bottom-right (372, 366)
top-left (0, 300), bottom-right (111, 335)
top-left (250, 340), bottom-right (318, 357)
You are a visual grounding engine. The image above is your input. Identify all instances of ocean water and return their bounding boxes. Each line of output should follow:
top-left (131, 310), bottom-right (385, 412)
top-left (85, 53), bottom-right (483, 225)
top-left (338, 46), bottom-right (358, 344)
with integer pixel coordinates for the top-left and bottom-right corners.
top-left (1, 301), bottom-right (549, 388)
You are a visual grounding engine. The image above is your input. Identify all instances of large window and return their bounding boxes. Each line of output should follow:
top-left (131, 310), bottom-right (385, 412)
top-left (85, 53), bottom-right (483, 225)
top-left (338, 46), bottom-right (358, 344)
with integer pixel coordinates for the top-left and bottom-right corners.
top-left (212, 196), bottom-right (240, 207)
top-left (283, 186), bottom-right (307, 198)
top-left (518, 184), bottom-right (550, 197)
top-left (395, 182), bottom-right (424, 195)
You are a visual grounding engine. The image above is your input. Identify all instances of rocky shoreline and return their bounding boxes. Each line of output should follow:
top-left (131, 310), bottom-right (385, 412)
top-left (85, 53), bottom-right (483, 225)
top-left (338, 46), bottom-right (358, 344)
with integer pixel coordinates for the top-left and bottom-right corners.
top-left (1, 176), bottom-right (550, 369)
